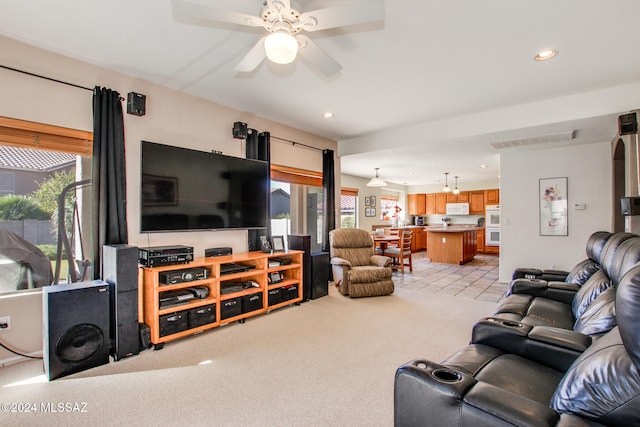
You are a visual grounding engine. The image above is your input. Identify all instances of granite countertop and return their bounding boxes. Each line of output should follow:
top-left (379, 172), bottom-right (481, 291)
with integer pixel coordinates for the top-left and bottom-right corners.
top-left (425, 225), bottom-right (482, 232)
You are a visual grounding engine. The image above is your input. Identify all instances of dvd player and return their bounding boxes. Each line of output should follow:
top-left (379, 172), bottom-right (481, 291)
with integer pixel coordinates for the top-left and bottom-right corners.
top-left (220, 263), bottom-right (255, 275)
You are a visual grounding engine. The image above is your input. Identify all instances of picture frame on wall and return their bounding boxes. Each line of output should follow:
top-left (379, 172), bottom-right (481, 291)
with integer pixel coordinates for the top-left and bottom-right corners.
top-left (364, 196), bottom-right (371, 206)
top-left (370, 196), bottom-right (376, 206)
top-left (365, 207), bottom-right (376, 217)
top-left (539, 177), bottom-right (568, 236)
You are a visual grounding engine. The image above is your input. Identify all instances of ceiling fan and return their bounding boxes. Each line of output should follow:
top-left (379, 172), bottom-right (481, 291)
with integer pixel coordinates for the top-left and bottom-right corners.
top-left (171, 0), bottom-right (385, 76)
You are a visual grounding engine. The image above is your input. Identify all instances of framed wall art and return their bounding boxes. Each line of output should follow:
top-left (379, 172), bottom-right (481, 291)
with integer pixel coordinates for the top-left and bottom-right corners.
top-left (539, 177), bottom-right (568, 236)
top-left (365, 207), bottom-right (376, 217)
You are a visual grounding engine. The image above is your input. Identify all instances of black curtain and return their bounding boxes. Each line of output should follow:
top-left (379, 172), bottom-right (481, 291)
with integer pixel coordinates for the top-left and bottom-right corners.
top-left (322, 149), bottom-right (336, 252)
top-left (92, 87), bottom-right (128, 278)
top-left (246, 130), bottom-right (271, 251)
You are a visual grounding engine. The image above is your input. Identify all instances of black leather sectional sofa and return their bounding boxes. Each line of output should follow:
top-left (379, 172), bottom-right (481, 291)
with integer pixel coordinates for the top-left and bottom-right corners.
top-left (394, 231), bottom-right (640, 426)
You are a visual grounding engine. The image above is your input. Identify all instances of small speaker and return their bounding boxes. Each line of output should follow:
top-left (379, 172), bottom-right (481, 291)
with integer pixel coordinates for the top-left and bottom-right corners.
top-left (43, 280), bottom-right (110, 380)
top-left (139, 323), bottom-right (152, 351)
top-left (232, 121), bottom-right (248, 139)
top-left (127, 92), bottom-right (146, 116)
top-left (621, 196), bottom-right (640, 216)
top-left (619, 112), bottom-right (637, 135)
top-left (103, 244), bottom-right (140, 361)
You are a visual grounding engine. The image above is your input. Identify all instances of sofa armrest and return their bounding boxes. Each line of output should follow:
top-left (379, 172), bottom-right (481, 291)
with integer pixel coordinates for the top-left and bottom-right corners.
top-left (508, 279), bottom-right (579, 303)
top-left (540, 269), bottom-right (570, 282)
top-left (512, 267), bottom-right (543, 280)
top-left (546, 281), bottom-right (580, 304)
top-left (508, 278), bottom-right (549, 296)
top-left (370, 254), bottom-right (392, 267)
top-left (471, 318), bottom-right (588, 372)
top-left (394, 359), bottom-right (560, 426)
top-left (464, 382), bottom-right (560, 426)
top-left (528, 326), bottom-right (591, 352)
top-left (394, 359), bottom-right (477, 426)
top-left (330, 257), bottom-right (351, 268)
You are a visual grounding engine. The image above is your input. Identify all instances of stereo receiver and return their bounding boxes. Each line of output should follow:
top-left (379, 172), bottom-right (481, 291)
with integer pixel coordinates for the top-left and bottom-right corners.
top-left (138, 245), bottom-right (194, 267)
top-left (159, 267), bottom-right (208, 285)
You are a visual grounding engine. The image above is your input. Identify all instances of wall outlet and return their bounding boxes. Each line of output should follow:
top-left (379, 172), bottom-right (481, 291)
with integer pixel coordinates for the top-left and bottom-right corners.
top-left (0, 316), bottom-right (10, 331)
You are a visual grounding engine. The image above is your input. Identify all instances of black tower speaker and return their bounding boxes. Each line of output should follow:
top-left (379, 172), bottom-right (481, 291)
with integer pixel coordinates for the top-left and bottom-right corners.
top-left (43, 280), bottom-right (110, 380)
top-left (247, 131), bottom-right (271, 251)
top-left (619, 112), bottom-right (638, 135)
top-left (288, 235), bottom-right (329, 300)
top-left (103, 244), bottom-right (140, 360)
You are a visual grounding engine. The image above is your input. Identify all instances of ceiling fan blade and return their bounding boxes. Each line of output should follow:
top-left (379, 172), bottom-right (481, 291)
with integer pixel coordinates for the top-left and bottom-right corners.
top-left (299, 0), bottom-right (385, 32)
top-left (234, 37), bottom-right (267, 73)
top-left (296, 35), bottom-right (342, 76)
top-left (171, 0), bottom-right (263, 28)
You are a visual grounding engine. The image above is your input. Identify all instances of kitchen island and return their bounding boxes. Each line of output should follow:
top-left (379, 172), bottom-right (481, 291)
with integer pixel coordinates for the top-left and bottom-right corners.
top-left (426, 226), bottom-right (479, 265)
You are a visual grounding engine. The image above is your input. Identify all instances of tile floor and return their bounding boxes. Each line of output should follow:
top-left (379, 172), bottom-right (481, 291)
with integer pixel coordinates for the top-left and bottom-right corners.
top-left (391, 252), bottom-right (507, 303)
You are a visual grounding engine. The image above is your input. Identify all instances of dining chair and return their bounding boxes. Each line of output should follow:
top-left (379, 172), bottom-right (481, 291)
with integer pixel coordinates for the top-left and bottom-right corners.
top-left (385, 229), bottom-right (413, 273)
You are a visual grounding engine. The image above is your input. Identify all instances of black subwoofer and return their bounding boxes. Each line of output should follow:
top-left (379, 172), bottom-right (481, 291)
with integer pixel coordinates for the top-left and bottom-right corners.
top-left (103, 244), bottom-right (140, 360)
top-left (43, 280), bottom-right (110, 380)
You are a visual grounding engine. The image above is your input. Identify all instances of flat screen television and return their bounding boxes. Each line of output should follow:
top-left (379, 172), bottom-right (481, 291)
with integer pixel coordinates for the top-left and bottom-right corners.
top-left (140, 141), bottom-right (269, 232)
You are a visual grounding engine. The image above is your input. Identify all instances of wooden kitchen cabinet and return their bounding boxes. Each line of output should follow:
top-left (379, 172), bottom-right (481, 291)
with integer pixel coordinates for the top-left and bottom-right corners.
top-left (446, 192), bottom-right (469, 203)
top-left (476, 228), bottom-right (485, 253)
top-left (407, 193), bottom-right (426, 215)
top-left (469, 191), bottom-right (485, 214)
top-left (425, 193), bottom-right (436, 215)
top-left (435, 192), bottom-right (447, 214)
top-left (485, 189), bottom-right (500, 205)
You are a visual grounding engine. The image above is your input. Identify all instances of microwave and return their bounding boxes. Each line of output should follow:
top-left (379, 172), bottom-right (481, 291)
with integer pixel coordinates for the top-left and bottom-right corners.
top-left (445, 203), bottom-right (469, 215)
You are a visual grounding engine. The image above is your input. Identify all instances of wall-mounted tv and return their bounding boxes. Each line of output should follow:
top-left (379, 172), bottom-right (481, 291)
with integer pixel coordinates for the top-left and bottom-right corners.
top-left (140, 141), bottom-right (269, 232)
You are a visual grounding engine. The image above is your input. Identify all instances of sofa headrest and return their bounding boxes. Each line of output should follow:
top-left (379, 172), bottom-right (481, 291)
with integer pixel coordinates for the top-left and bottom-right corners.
top-left (585, 231), bottom-right (613, 262)
top-left (600, 232), bottom-right (638, 277)
top-left (616, 263), bottom-right (640, 367)
top-left (605, 236), bottom-right (640, 286)
top-left (329, 229), bottom-right (374, 250)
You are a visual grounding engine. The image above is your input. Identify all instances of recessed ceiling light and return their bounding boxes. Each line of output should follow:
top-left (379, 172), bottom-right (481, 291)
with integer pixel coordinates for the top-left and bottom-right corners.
top-left (322, 112), bottom-right (334, 119)
top-left (479, 164), bottom-right (487, 168)
top-left (534, 49), bottom-right (557, 61)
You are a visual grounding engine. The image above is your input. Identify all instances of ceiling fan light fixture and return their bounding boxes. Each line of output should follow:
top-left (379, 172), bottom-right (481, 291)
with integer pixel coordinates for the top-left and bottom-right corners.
top-left (264, 32), bottom-right (298, 64)
top-left (367, 168), bottom-right (387, 187)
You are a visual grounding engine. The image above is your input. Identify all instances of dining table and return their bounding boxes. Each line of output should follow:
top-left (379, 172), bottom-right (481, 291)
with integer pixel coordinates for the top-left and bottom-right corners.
top-left (372, 235), bottom-right (401, 256)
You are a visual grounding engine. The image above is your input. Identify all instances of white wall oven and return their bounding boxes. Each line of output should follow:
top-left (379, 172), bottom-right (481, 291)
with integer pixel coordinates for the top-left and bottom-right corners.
top-left (485, 205), bottom-right (500, 247)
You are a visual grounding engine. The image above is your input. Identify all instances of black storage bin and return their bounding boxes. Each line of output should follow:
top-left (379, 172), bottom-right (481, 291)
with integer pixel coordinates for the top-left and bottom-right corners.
top-left (281, 284), bottom-right (299, 302)
top-left (242, 292), bottom-right (263, 313)
top-left (188, 304), bottom-right (216, 328)
top-left (267, 288), bottom-right (282, 306)
top-left (159, 311), bottom-right (188, 337)
top-left (220, 297), bottom-right (241, 320)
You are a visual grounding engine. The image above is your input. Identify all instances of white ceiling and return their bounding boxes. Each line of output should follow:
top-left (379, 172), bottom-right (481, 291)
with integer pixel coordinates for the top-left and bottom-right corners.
top-left (1, 0), bottom-right (640, 187)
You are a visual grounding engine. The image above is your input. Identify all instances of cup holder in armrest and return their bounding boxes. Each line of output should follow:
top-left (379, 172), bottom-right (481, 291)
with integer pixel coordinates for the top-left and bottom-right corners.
top-left (432, 368), bottom-right (463, 383)
top-left (500, 320), bottom-right (524, 328)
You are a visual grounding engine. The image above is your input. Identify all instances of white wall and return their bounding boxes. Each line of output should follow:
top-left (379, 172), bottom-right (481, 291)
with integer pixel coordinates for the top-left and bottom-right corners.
top-left (0, 35), bottom-right (337, 364)
top-left (499, 141), bottom-right (613, 283)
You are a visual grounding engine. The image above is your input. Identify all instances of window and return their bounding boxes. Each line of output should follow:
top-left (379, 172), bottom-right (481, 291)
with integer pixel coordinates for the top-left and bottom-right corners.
top-left (380, 195), bottom-right (400, 221)
top-left (270, 165), bottom-right (324, 252)
top-left (340, 187), bottom-right (358, 228)
top-left (0, 116), bottom-right (92, 292)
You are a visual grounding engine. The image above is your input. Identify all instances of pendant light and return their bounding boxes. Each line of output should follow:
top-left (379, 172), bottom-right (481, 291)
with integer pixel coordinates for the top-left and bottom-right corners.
top-left (443, 172), bottom-right (451, 193)
top-left (452, 176), bottom-right (460, 195)
top-left (367, 168), bottom-right (387, 187)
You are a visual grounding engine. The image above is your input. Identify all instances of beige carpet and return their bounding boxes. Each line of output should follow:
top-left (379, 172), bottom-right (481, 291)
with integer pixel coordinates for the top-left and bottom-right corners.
top-left (1, 285), bottom-right (497, 426)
